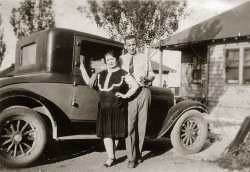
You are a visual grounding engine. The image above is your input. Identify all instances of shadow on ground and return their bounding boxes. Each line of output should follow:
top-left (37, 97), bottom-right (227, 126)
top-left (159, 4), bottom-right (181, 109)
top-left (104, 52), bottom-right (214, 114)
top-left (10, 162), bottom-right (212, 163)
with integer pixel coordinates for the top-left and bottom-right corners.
top-left (0, 134), bottom-right (218, 169)
top-left (142, 138), bottom-right (172, 162)
top-left (34, 139), bottom-right (104, 167)
top-left (32, 137), bottom-right (173, 167)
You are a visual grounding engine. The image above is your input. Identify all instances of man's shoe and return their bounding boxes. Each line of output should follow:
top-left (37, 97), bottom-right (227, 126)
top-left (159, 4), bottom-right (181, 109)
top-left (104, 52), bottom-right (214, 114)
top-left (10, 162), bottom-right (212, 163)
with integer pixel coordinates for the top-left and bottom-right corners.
top-left (127, 161), bottom-right (137, 168)
top-left (137, 154), bottom-right (143, 163)
top-left (137, 158), bottom-right (143, 163)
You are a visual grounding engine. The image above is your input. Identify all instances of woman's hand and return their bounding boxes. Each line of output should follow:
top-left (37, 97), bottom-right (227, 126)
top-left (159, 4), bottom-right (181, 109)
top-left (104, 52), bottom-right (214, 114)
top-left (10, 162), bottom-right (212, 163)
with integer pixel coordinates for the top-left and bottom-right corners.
top-left (115, 92), bottom-right (127, 99)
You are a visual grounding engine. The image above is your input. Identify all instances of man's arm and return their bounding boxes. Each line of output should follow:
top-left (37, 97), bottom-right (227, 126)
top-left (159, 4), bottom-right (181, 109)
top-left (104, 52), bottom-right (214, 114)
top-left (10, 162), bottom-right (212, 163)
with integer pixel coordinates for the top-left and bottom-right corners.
top-left (146, 56), bottom-right (155, 81)
top-left (140, 56), bottom-right (155, 86)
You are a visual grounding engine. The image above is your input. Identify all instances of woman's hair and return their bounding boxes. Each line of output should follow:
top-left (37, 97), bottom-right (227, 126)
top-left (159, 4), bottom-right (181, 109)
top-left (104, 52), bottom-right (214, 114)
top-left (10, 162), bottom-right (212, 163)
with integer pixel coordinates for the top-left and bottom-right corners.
top-left (103, 50), bottom-right (119, 64)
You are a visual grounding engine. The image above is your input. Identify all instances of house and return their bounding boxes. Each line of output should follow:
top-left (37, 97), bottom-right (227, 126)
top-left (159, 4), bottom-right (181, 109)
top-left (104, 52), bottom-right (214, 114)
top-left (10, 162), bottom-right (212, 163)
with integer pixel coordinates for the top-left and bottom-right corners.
top-left (151, 60), bottom-right (176, 74)
top-left (156, 2), bottom-right (250, 121)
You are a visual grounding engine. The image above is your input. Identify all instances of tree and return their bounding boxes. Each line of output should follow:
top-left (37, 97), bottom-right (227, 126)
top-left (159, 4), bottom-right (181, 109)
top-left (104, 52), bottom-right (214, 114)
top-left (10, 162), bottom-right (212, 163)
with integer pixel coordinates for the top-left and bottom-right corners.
top-left (10, 0), bottom-right (55, 39)
top-left (0, 9), bottom-right (6, 66)
top-left (78, 0), bottom-right (186, 53)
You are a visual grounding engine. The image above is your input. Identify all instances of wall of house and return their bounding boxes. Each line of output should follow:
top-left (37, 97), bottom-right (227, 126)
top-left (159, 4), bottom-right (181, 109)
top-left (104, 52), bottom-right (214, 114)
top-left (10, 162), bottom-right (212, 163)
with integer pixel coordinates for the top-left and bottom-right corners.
top-left (180, 45), bottom-right (207, 102)
top-left (208, 42), bottom-right (250, 122)
top-left (180, 63), bottom-right (206, 98)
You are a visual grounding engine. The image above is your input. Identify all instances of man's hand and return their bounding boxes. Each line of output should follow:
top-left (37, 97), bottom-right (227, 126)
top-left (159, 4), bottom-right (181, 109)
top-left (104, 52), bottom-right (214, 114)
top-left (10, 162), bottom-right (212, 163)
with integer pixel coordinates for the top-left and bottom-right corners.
top-left (139, 76), bottom-right (152, 87)
top-left (89, 73), bottom-right (97, 88)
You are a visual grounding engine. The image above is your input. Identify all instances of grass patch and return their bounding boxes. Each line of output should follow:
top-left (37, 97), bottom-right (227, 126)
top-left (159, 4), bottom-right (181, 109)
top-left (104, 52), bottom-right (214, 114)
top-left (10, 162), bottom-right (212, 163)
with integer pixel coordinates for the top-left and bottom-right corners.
top-left (216, 143), bottom-right (250, 170)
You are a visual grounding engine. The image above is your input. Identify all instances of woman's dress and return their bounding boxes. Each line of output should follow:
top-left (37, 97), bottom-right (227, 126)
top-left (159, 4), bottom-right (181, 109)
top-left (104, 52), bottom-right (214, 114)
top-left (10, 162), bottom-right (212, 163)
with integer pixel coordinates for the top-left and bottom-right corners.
top-left (96, 68), bottom-right (129, 139)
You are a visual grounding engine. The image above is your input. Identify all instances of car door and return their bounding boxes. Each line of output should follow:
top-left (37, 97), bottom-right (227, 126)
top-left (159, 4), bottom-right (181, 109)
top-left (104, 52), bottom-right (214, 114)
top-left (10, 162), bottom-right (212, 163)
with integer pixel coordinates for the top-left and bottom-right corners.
top-left (70, 35), bottom-right (123, 121)
top-left (70, 36), bottom-right (99, 121)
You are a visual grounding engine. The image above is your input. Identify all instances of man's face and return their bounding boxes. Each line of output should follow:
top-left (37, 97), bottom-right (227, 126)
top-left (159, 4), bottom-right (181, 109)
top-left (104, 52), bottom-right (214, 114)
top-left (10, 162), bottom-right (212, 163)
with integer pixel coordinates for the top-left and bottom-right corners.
top-left (125, 38), bottom-right (137, 55)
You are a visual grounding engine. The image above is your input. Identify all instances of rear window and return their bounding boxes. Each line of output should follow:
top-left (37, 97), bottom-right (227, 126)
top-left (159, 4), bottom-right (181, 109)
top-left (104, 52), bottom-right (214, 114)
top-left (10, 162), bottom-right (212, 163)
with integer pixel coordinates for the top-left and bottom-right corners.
top-left (20, 43), bottom-right (37, 66)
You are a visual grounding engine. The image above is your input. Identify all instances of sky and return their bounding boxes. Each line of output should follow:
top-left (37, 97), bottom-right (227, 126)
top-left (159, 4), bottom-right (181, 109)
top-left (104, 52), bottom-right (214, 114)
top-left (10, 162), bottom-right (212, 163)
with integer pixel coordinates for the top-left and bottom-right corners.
top-left (0, 0), bottom-right (249, 70)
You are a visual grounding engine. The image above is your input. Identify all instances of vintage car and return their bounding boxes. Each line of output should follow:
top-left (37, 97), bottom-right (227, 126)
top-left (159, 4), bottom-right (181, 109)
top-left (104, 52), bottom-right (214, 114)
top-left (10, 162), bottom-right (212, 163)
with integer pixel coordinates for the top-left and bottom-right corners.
top-left (0, 28), bottom-right (208, 168)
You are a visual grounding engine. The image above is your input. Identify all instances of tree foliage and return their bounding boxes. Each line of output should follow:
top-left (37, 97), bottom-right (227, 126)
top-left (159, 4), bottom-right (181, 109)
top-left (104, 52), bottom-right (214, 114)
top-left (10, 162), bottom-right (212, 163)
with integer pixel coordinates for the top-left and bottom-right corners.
top-left (78, 0), bottom-right (186, 51)
top-left (0, 9), bottom-right (6, 66)
top-left (10, 0), bottom-right (55, 39)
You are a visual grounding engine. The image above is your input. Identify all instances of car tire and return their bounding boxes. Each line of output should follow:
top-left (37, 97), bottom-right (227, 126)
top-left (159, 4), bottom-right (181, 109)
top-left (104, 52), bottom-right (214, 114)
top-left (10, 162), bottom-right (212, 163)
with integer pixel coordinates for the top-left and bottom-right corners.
top-left (0, 106), bottom-right (47, 168)
top-left (170, 110), bottom-right (208, 155)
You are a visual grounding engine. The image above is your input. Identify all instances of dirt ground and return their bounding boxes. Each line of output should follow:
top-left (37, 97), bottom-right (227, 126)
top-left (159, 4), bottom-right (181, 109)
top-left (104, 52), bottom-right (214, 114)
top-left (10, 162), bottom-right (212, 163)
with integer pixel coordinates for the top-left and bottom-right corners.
top-left (0, 120), bottom-right (246, 172)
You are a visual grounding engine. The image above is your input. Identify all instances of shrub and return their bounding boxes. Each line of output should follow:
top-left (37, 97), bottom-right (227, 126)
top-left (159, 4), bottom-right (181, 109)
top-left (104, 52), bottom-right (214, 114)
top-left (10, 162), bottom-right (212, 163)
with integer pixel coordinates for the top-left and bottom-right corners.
top-left (217, 143), bottom-right (250, 170)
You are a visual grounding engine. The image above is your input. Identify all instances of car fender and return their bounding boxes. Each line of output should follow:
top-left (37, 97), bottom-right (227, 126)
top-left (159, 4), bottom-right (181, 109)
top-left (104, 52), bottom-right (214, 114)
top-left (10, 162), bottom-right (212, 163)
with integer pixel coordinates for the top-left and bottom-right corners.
top-left (157, 100), bottom-right (208, 138)
top-left (0, 87), bottom-right (59, 139)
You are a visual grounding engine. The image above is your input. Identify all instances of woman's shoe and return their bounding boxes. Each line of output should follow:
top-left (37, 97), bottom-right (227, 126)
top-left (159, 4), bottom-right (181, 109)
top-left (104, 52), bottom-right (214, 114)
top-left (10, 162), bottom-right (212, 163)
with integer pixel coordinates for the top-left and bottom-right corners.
top-left (127, 161), bottom-right (137, 168)
top-left (103, 158), bottom-right (116, 167)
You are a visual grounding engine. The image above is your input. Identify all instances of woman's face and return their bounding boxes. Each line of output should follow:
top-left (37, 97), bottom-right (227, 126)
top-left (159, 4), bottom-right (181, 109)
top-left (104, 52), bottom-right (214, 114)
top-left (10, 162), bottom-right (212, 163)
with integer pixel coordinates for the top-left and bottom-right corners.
top-left (105, 54), bottom-right (118, 69)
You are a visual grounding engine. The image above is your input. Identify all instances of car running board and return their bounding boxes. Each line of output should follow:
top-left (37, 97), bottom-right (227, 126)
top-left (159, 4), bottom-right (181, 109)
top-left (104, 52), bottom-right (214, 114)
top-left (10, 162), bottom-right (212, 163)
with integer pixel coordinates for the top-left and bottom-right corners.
top-left (57, 135), bottom-right (99, 140)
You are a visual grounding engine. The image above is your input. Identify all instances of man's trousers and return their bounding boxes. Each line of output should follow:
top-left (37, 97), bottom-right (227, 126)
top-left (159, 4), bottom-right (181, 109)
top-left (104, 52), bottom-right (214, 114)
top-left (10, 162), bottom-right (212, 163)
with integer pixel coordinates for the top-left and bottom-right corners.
top-left (126, 88), bottom-right (151, 161)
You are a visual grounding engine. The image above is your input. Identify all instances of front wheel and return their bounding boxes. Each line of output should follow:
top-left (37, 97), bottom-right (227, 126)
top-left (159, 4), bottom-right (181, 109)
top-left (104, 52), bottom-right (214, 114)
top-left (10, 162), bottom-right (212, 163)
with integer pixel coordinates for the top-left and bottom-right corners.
top-left (0, 106), bottom-right (47, 168)
top-left (170, 110), bottom-right (208, 155)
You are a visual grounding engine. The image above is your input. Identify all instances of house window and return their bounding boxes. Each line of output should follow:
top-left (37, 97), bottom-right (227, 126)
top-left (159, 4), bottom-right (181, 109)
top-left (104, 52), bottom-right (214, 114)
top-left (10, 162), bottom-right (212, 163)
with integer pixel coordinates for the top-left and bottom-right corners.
top-left (225, 44), bottom-right (250, 85)
top-left (225, 49), bottom-right (239, 84)
top-left (192, 56), bottom-right (202, 83)
top-left (243, 49), bottom-right (250, 84)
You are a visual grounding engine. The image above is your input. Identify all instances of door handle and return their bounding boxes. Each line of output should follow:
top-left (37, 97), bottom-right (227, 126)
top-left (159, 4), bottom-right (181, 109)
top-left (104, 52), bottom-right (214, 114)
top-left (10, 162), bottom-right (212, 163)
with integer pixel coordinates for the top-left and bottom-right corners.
top-left (76, 41), bottom-right (81, 46)
top-left (71, 101), bottom-right (79, 107)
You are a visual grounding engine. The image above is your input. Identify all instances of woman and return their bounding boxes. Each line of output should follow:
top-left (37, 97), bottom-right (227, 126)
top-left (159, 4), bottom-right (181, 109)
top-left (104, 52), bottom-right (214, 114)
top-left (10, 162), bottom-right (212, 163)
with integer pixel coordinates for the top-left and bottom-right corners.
top-left (80, 51), bottom-right (139, 167)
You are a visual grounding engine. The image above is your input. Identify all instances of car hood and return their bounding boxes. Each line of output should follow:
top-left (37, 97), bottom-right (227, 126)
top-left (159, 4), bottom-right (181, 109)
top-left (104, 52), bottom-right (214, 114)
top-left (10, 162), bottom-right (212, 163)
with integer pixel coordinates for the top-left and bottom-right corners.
top-left (149, 86), bottom-right (173, 99)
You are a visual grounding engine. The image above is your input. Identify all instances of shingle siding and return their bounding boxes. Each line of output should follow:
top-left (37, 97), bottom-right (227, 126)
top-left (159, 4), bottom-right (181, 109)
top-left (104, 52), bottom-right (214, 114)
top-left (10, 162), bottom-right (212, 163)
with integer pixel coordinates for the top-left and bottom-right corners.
top-left (208, 44), bottom-right (250, 120)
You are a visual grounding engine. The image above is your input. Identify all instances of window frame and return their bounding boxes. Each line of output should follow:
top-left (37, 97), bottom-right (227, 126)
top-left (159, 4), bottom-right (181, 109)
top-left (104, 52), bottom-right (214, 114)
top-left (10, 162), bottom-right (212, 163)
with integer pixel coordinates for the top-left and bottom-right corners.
top-left (191, 56), bottom-right (203, 84)
top-left (225, 48), bottom-right (240, 84)
top-left (243, 48), bottom-right (250, 84)
top-left (225, 43), bottom-right (250, 85)
top-left (19, 43), bottom-right (37, 67)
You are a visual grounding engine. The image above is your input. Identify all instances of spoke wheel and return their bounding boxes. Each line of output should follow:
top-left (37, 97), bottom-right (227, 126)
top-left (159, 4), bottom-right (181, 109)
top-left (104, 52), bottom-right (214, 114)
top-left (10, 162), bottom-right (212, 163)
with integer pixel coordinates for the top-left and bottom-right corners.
top-left (0, 106), bottom-right (47, 168)
top-left (170, 110), bottom-right (208, 155)
top-left (180, 118), bottom-right (200, 146)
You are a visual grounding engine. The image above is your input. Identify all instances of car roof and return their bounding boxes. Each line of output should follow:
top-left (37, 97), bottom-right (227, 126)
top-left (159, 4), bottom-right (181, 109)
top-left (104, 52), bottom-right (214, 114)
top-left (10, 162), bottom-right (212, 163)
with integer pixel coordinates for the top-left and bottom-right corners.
top-left (19, 27), bottom-right (124, 47)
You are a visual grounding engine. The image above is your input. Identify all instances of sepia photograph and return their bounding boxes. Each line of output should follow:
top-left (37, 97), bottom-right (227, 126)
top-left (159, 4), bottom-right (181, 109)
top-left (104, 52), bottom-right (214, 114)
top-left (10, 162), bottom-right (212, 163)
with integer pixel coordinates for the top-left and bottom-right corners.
top-left (0, 0), bottom-right (249, 171)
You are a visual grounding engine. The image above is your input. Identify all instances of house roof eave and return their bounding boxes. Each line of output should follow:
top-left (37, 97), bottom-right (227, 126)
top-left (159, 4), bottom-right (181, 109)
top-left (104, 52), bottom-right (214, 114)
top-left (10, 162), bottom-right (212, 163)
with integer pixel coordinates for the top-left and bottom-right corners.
top-left (158, 1), bottom-right (250, 49)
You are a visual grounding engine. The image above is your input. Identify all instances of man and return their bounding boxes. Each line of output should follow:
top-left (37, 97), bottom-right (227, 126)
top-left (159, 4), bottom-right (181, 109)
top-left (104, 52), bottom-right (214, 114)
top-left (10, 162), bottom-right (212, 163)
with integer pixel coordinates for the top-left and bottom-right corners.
top-left (120, 35), bottom-right (155, 168)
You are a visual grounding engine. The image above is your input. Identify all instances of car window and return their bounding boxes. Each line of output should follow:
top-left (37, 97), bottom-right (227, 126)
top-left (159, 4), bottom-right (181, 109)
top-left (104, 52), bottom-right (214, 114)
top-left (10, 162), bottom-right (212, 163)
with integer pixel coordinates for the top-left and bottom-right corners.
top-left (20, 43), bottom-right (37, 66)
top-left (80, 40), bottom-right (122, 77)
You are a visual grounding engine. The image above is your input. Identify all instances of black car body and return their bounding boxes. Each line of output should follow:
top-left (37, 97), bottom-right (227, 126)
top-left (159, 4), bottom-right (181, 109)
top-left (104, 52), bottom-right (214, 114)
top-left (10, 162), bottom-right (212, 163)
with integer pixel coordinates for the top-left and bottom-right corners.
top-left (0, 28), bottom-right (208, 168)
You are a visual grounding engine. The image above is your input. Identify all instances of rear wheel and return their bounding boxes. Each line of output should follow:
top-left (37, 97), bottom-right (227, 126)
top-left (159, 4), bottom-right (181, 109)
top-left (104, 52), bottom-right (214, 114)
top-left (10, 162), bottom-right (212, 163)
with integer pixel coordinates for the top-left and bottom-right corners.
top-left (170, 110), bottom-right (208, 154)
top-left (0, 106), bottom-right (47, 168)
